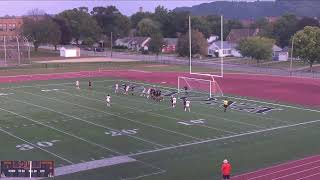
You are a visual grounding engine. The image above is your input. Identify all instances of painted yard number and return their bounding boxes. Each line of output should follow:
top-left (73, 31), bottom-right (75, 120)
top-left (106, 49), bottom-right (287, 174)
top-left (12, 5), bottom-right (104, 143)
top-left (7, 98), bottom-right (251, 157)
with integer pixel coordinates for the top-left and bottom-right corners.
top-left (105, 129), bottom-right (139, 137)
top-left (178, 119), bottom-right (205, 126)
top-left (16, 140), bottom-right (60, 151)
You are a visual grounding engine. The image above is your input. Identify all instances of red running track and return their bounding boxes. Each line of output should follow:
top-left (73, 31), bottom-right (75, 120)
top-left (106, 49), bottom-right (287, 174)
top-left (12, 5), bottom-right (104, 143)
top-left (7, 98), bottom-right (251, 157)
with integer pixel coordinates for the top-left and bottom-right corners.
top-left (232, 155), bottom-right (320, 180)
top-left (0, 69), bottom-right (319, 107)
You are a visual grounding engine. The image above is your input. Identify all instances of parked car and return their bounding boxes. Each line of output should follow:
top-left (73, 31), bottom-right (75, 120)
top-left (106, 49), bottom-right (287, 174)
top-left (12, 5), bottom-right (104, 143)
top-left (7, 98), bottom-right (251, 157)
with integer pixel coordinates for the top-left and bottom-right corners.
top-left (84, 47), bottom-right (93, 51)
top-left (94, 47), bottom-right (105, 52)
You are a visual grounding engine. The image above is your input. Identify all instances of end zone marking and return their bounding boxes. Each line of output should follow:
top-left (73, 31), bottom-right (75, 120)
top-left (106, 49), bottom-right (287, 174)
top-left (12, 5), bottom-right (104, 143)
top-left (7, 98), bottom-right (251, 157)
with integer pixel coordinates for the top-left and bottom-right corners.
top-left (54, 156), bottom-right (136, 177)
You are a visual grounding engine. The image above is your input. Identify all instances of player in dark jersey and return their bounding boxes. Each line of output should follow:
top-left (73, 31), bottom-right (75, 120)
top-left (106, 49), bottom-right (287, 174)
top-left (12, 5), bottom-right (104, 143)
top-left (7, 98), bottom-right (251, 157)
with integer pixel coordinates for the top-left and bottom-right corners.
top-left (88, 80), bottom-right (92, 89)
top-left (131, 86), bottom-right (135, 95)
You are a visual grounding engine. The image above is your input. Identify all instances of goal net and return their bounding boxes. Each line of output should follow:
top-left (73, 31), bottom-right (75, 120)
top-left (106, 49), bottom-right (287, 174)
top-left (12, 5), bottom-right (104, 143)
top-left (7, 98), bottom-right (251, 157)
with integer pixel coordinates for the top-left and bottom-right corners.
top-left (177, 76), bottom-right (223, 98)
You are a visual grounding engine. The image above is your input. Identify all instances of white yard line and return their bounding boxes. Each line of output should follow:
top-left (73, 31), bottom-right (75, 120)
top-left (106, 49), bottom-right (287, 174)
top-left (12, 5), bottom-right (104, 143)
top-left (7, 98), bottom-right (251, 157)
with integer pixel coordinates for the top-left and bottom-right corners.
top-left (0, 127), bottom-right (73, 164)
top-left (59, 83), bottom-right (261, 132)
top-left (5, 96), bottom-right (165, 149)
top-left (128, 119), bottom-right (320, 157)
top-left (22, 87), bottom-right (202, 141)
top-left (296, 172), bottom-right (320, 180)
top-left (0, 106), bottom-right (122, 155)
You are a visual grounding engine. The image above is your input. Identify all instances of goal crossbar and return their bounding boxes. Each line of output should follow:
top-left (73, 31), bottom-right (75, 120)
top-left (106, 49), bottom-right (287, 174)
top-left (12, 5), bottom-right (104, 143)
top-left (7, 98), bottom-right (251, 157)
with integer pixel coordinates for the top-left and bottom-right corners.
top-left (177, 76), bottom-right (223, 98)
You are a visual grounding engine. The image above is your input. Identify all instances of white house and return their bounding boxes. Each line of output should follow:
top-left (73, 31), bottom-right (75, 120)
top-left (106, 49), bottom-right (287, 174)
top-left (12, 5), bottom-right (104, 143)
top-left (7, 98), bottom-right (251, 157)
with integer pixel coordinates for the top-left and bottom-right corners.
top-left (59, 47), bottom-right (80, 57)
top-left (208, 41), bottom-right (241, 57)
top-left (115, 37), bottom-right (150, 51)
top-left (272, 45), bottom-right (289, 61)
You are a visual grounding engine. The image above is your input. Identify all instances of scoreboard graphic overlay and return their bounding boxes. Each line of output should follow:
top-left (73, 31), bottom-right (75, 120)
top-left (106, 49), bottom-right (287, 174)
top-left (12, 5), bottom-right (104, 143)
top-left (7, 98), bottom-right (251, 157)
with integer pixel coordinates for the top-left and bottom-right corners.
top-left (0, 160), bottom-right (54, 178)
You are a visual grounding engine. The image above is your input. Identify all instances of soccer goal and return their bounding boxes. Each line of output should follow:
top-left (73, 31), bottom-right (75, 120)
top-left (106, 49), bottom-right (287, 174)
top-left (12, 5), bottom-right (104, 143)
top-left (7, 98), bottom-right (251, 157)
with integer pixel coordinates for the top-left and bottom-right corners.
top-left (177, 76), bottom-right (223, 98)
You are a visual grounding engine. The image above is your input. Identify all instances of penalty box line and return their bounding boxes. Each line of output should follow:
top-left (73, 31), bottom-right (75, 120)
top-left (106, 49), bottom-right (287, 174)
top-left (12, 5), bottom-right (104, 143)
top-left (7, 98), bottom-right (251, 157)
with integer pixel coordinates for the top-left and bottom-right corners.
top-left (129, 119), bottom-right (320, 157)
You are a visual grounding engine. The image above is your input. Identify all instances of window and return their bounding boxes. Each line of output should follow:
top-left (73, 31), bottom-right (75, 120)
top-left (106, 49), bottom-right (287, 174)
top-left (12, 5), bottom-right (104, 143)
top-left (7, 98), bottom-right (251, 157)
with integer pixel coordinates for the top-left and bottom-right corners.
top-left (0, 24), bottom-right (6, 31)
top-left (8, 24), bottom-right (16, 31)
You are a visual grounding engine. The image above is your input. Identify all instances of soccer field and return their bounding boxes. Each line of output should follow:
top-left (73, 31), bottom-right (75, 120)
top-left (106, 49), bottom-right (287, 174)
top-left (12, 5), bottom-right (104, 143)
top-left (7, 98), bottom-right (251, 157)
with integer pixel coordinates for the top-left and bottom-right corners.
top-left (0, 77), bottom-right (320, 180)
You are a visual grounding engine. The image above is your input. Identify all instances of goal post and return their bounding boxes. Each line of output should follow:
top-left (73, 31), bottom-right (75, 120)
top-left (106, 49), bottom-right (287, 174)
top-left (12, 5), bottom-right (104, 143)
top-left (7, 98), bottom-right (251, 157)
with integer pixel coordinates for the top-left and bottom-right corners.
top-left (177, 76), bottom-right (223, 98)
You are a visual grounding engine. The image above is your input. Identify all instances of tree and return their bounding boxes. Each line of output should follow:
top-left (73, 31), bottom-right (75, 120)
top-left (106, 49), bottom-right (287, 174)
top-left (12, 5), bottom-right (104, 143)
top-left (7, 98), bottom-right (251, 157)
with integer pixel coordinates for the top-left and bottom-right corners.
top-left (57, 7), bottom-right (102, 44)
top-left (82, 37), bottom-right (95, 48)
top-left (177, 29), bottom-right (207, 57)
top-left (237, 36), bottom-right (275, 64)
top-left (130, 12), bottom-right (153, 29)
top-left (190, 16), bottom-right (211, 38)
top-left (165, 11), bottom-right (190, 37)
top-left (52, 17), bottom-right (72, 45)
top-left (273, 14), bottom-right (298, 47)
top-left (22, 14), bottom-right (61, 51)
top-left (137, 18), bottom-right (160, 36)
top-left (148, 32), bottom-right (164, 56)
top-left (297, 17), bottom-right (320, 30)
top-left (293, 26), bottom-right (320, 71)
top-left (91, 6), bottom-right (130, 41)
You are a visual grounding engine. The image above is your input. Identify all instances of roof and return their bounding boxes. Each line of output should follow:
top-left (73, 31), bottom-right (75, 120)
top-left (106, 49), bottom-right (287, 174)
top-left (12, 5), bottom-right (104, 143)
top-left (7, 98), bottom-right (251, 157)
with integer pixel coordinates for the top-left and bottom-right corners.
top-left (164, 38), bottom-right (178, 46)
top-left (226, 28), bottom-right (259, 43)
top-left (272, 45), bottom-right (282, 52)
top-left (209, 41), bottom-right (237, 49)
top-left (130, 36), bottom-right (149, 45)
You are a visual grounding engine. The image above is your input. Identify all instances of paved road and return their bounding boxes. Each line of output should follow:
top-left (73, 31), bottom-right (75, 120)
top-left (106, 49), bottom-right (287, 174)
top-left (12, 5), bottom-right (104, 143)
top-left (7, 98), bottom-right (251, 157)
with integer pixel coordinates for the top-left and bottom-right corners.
top-left (39, 45), bottom-right (320, 79)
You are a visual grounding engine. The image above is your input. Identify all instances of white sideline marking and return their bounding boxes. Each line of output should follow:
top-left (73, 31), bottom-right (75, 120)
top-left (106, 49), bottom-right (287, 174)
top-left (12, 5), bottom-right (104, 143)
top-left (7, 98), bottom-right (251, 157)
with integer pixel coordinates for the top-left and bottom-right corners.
top-left (54, 156), bottom-right (136, 176)
top-left (129, 119), bottom-right (320, 157)
top-left (122, 169), bottom-right (166, 180)
top-left (118, 79), bottom-right (320, 114)
top-left (0, 106), bottom-right (122, 155)
top-left (57, 84), bottom-right (239, 138)
top-left (0, 127), bottom-right (73, 164)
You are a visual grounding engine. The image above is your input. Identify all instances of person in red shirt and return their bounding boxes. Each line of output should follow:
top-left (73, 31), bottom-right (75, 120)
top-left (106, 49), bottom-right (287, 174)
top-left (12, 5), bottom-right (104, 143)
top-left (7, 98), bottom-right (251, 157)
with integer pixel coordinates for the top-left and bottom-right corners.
top-left (221, 159), bottom-right (232, 180)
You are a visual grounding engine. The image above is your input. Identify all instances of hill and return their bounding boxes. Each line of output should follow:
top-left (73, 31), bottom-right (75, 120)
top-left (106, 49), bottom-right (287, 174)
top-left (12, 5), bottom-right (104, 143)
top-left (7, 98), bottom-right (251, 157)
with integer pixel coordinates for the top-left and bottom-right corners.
top-left (174, 0), bottom-right (320, 19)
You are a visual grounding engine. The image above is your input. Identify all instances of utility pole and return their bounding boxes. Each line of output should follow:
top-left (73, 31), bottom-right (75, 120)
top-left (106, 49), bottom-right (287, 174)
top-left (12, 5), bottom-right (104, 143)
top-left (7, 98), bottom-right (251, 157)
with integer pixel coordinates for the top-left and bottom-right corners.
top-left (290, 35), bottom-right (294, 76)
top-left (110, 32), bottom-right (113, 58)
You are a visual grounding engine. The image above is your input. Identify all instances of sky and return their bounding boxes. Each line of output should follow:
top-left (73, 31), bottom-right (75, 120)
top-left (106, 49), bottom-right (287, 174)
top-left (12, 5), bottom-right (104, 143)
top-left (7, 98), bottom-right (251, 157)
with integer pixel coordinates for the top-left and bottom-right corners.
top-left (0, 0), bottom-right (274, 17)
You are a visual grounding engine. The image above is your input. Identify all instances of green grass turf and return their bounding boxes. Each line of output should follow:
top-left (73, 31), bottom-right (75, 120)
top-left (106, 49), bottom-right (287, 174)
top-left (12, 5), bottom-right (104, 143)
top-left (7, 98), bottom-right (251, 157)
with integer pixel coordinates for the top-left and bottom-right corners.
top-left (0, 77), bottom-right (319, 180)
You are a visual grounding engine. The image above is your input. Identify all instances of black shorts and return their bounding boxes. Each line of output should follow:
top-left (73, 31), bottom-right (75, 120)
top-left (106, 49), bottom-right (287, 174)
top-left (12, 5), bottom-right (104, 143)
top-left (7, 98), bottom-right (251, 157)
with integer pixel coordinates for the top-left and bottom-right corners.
top-left (224, 105), bottom-right (228, 108)
top-left (222, 175), bottom-right (230, 179)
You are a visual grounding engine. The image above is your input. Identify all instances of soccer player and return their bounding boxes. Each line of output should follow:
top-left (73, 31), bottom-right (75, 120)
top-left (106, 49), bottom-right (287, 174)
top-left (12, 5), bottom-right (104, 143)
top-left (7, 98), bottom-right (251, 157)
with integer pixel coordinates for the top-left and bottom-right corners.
top-left (125, 84), bottom-right (130, 95)
top-left (185, 99), bottom-right (191, 112)
top-left (221, 159), bottom-right (232, 180)
top-left (115, 83), bottom-right (119, 93)
top-left (131, 86), bottom-right (135, 95)
top-left (223, 99), bottom-right (229, 112)
top-left (146, 88), bottom-right (151, 98)
top-left (75, 80), bottom-right (80, 89)
top-left (141, 86), bottom-right (146, 96)
top-left (88, 80), bottom-right (92, 89)
top-left (106, 94), bottom-right (111, 107)
top-left (184, 86), bottom-right (189, 96)
top-left (171, 96), bottom-right (177, 108)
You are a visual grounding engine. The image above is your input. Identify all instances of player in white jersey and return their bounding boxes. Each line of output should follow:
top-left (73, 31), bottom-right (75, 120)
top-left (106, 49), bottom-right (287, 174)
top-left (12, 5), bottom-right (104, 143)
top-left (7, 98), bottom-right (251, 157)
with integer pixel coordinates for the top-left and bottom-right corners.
top-left (106, 94), bottom-right (111, 107)
top-left (75, 80), bottom-right (80, 89)
top-left (185, 99), bottom-right (190, 112)
top-left (146, 88), bottom-right (151, 98)
top-left (125, 85), bottom-right (130, 95)
top-left (171, 96), bottom-right (177, 108)
top-left (115, 83), bottom-right (119, 93)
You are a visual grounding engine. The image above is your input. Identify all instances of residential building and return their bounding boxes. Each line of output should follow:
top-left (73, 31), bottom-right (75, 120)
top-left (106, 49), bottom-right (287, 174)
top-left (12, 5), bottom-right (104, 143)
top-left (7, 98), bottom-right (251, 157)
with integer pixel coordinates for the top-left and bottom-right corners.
top-left (162, 38), bottom-right (177, 53)
top-left (272, 45), bottom-right (288, 61)
top-left (115, 37), bottom-right (150, 51)
top-left (208, 41), bottom-right (241, 58)
top-left (226, 28), bottom-right (259, 43)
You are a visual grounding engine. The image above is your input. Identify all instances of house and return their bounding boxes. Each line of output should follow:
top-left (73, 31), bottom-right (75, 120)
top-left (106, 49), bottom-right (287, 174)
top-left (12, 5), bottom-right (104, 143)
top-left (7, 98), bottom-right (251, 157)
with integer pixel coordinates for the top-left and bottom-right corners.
top-left (272, 45), bottom-right (288, 61)
top-left (240, 19), bottom-right (255, 27)
top-left (162, 38), bottom-right (178, 53)
top-left (207, 35), bottom-right (219, 44)
top-left (266, 16), bottom-right (279, 24)
top-left (226, 28), bottom-right (259, 43)
top-left (208, 41), bottom-right (241, 58)
top-left (0, 16), bottom-right (23, 38)
top-left (115, 37), bottom-right (150, 51)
